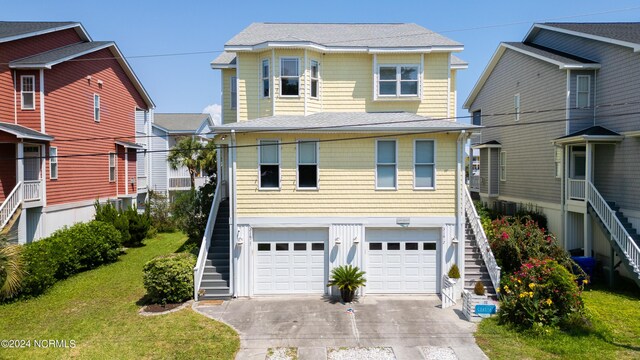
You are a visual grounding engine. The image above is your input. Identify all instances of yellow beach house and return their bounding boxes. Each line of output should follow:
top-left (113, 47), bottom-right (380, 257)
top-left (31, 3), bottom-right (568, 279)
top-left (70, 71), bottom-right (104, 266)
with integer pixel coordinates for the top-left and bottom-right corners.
top-left (194, 23), bottom-right (494, 300)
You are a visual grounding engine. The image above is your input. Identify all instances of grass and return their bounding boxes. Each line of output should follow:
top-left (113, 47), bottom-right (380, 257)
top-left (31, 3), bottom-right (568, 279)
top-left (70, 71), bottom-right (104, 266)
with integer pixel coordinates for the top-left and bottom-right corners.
top-left (0, 232), bottom-right (239, 359)
top-left (475, 285), bottom-right (640, 359)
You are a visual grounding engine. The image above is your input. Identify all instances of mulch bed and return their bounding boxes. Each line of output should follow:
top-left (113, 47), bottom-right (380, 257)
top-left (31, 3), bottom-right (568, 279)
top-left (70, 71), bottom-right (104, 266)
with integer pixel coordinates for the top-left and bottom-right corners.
top-left (143, 303), bottom-right (183, 313)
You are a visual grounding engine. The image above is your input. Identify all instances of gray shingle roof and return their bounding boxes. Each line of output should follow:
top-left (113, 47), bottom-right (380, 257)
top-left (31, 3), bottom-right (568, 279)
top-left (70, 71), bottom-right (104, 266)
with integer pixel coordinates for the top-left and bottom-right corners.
top-left (9, 41), bottom-right (114, 68)
top-left (504, 42), bottom-right (598, 68)
top-left (211, 51), bottom-right (237, 67)
top-left (557, 125), bottom-right (621, 139)
top-left (0, 21), bottom-right (79, 41)
top-left (213, 112), bottom-right (476, 132)
top-left (154, 113), bottom-right (212, 132)
top-left (544, 22), bottom-right (640, 45)
top-left (225, 23), bottom-right (461, 49)
top-left (0, 122), bottom-right (53, 141)
top-left (451, 55), bottom-right (468, 67)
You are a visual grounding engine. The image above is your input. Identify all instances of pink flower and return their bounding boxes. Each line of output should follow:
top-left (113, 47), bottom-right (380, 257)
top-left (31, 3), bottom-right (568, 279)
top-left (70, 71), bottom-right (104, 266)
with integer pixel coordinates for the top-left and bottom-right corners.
top-left (501, 232), bottom-right (510, 240)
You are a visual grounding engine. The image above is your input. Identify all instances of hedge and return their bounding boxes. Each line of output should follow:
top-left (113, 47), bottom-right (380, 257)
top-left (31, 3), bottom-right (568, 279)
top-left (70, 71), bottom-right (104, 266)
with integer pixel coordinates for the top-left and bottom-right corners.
top-left (143, 253), bottom-right (196, 304)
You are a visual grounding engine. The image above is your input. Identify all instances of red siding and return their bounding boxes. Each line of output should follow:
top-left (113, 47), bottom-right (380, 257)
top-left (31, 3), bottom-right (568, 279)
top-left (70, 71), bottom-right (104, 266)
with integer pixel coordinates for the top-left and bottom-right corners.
top-left (15, 70), bottom-right (41, 131)
top-left (0, 29), bottom-right (82, 123)
top-left (0, 143), bottom-right (16, 203)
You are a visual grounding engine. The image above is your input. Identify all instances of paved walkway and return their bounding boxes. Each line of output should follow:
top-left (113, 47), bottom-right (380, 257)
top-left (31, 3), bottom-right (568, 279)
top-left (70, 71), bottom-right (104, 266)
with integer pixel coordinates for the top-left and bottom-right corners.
top-left (194, 295), bottom-right (488, 360)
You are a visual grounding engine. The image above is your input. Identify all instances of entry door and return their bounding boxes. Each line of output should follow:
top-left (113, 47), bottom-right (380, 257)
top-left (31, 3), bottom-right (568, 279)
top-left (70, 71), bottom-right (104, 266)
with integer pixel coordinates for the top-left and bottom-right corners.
top-left (571, 151), bottom-right (586, 180)
top-left (253, 229), bottom-right (328, 295)
top-left (23, 146), bottom-right (41, 181)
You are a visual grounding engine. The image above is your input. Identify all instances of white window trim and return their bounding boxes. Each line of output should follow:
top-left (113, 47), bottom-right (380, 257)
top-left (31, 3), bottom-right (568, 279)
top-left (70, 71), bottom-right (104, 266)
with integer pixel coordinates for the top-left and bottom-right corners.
top-left (230, 76), bottom-right (237, 109)
top-left (554, 147), bottom-right (563, 178)
top-left (258, 139), bottom-right (281, 190)
top-left (413, 139), bottom-right (436, 190)
top-left (49, 146), bottom-right (58, 180)
top-left (514, 94), bottom-right (520, 121)
top-left (21, 75), bottom-right (35, 110)
top-left (576, 75), bottom-right (591, 108)
top-left (94, 93), bottom-right (101, 122)
top-left (375, 139), bottom-right (398, 190)
top-left (261, 59), bottom-right (270, 98)
top-left (376, 64), bottom-right (420, 99)
top-left (309, 59), bottom-right (320, 99)
top-left (109, 152), bottom-right (116, 182)
top-left (296, 139), bottom-right (319, 190)
top-left (280, 57), bottom-right (300, 97)
top-left (500, 151), bottom-right (507, 182)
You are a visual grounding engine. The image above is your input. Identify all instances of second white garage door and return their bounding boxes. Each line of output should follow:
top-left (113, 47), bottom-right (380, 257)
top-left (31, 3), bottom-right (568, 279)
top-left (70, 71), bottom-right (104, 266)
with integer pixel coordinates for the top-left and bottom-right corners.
top-left (253, 229), bottom-right (328, 295)
top-left (366, 229), bottom-right (439, 294)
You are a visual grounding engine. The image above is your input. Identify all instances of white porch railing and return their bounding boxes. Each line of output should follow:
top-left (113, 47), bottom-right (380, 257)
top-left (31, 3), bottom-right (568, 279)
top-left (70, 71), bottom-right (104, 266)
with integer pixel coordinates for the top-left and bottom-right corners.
top-left (441, 275), bottom-right (456, 309)
top-left (193, 183), bottom-right (223, 301)
top-left (469, 175), bottom-right (481, 192)
top-left (586, 182), bottom-right (640, 276)
top-left (137, 176), bottom-right (147, 190)
top-left (0, 182), bottom-right (22, 229)
top-left (464, 186), bottom-right (501, 296)
top-left (568, 179), bottom-right (586, 200)
top-left (23, 180), bottom-right (41, 201)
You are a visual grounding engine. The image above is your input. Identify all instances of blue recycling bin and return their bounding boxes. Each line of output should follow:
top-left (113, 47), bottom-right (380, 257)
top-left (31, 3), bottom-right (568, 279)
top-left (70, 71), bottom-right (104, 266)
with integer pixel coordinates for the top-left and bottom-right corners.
top-left (572, 256), bottom-right (596, 280)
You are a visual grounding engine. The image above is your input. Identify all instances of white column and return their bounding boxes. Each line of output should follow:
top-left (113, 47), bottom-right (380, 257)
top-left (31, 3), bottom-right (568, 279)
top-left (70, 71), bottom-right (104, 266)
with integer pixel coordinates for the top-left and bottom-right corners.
top-left (17, 142), bottom-right (26, 244)
top-left (584, 142), bottom-right (593, 256)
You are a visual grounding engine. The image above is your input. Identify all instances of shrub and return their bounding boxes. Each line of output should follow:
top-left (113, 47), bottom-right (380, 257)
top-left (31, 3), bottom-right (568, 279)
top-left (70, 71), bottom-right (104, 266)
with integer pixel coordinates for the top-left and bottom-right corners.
top-left (125, 207), bottom-right (151, 247)
top-left (143, 253), bottom-right (196, 304)
top-left (15, 221), bottom-right (122, 299)
top-left (94, 201), bottom-right (131, 245)
top-left (488, 216), bottom-right (582, 276)
top-left (148, 190), bottom-right (175, 233)
top-left (447, 264), bottom-right (461, 279)
top-left (171, 180), bottom-right (215, 243)
top-left (474, 282), bottom-right (486, 296)
top-left (0, 238), bottom-right (25, 299)
top-left (497, 258), bottom-right (585, 329)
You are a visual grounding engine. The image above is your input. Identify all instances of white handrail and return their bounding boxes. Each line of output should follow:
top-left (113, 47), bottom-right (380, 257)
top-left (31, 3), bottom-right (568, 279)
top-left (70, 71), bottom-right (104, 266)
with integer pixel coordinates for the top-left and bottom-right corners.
top-left (0, 182), bottom-right (22, 230)
top-left (586, 182), bottom-right (640, 275)
top-left (441, 275), bottom-right (456, 309)
top-left (193, 184), bottom-right (222, 301)
top-left (464, 186), bottom-right (501, 296)
top-left (568, 179), bottom-right (586, 200)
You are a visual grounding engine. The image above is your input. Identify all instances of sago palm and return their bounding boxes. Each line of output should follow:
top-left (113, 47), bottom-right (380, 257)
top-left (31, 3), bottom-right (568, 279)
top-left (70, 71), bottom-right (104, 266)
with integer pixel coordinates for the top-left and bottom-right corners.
top-left (327, 265), bottom-right (366, 292)
top-left (0, 239), bottom-right (25, 299)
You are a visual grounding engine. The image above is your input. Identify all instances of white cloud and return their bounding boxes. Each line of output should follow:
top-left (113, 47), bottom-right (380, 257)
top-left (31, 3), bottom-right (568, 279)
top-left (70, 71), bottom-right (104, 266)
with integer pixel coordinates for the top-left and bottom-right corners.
top-left (202, 104), bottom-right (221, 126)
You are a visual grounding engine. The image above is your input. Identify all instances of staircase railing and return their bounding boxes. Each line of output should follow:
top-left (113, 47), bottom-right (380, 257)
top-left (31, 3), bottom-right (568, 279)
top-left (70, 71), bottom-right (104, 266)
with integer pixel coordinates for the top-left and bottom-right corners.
top-left (441, 275), bottom-right (456, 309)
top-left (0, 182), bottom-right (22, 229)
top-left (464, 186), bottom-right (501, 295)
top-left (586, 182), bottom-right (640, 274)
top-left (193, 184), bottom-right (222, 301)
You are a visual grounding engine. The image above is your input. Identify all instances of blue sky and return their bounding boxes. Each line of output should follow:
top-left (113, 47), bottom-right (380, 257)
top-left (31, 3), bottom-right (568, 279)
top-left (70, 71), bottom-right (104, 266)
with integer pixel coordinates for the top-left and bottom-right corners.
top-left (4, 0), bottom-right (640, 124)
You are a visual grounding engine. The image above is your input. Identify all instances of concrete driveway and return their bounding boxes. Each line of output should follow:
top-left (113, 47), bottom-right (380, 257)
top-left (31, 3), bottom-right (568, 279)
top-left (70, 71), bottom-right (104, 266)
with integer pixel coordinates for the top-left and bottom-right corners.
top-left (195, 295), bottom-right (487, 360)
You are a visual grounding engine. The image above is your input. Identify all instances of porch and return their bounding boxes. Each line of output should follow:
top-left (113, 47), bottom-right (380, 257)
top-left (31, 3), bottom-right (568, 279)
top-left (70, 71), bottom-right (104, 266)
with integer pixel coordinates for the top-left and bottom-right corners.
top-left (168, 166), bottom-right (208, 190)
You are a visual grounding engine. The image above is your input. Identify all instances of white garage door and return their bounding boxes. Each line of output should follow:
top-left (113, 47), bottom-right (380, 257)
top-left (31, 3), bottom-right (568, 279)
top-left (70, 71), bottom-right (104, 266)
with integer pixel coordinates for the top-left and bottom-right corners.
top-left (253, 229), bottom-right (328, 295)
top-left (366, 229), bottom-right (439, 294)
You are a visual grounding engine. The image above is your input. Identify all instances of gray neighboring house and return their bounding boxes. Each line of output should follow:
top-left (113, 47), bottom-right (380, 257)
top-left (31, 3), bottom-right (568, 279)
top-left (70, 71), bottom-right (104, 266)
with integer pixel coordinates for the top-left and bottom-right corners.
top-left (464, 22), bottom-right (640, 286)
top-left (140, 113), bottom-right (213, 205)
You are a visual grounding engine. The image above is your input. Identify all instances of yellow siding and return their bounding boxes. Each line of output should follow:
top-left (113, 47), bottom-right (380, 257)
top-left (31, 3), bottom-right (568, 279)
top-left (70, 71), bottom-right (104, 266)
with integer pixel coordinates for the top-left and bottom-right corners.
top-left (234, 132), bottom-right (458, 217)
top-left (307, 51), bottom-right (323, 114)
top-left (222, 69), bottom-right (236, 124)
top-left (450, 69), bottom-right (457, 119)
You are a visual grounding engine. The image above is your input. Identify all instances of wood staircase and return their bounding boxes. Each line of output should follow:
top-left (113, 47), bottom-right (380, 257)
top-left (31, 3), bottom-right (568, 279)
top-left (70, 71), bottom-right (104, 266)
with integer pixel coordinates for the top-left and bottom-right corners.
top-left (199, 199), bottom-right (231, 300)
top-left (464, 219), bottom-right (497, 297)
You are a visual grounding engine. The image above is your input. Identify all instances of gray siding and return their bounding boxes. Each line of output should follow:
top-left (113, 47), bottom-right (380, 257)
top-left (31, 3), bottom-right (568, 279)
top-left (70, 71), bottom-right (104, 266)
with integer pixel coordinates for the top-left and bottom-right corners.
top-left (135, 109), bottom-right (149, 180)
top-left (150, 126), bottom-right (168, 193)
top-left (490, 148), bottom-right (499, 195)
top-left (532, 29), bottom-right (640, 212)
top-left (468, 49), bottom-right (565, 204)
top-left (568, 70), bottom-right (596, 133)
top-left (479, 148), bottom-right (488, 194)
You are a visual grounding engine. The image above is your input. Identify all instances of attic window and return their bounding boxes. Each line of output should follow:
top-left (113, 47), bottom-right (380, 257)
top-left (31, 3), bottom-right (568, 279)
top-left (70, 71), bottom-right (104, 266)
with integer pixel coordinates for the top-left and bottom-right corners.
top-left (280, 58), bottom-right (299, 96)
top-left (377, 65), bottom-right (419, 98)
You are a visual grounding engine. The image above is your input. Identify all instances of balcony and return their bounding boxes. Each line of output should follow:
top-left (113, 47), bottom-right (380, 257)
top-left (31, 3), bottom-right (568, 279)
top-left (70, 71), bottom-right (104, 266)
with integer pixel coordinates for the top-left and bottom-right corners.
top-left (137, 176), bottom-right (148, 191)
top-left (23, 180), bottom-right (42, 202)
top-left (469, 175), bottom-right (481, 192)
top-left (568, 178), bottom-right (586, 201)
top-left (168, 167), bottom-right (207, 190)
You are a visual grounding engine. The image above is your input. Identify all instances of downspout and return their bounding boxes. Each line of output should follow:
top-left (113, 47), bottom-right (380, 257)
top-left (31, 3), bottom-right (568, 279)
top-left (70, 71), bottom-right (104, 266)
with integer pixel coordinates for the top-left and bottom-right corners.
top-left (456, 130), bottom-right (467, 284)
top-left (230, 130), bottom-right (238, 297)
top-left (13, 71), bottom-right (17, 124)
top-left (39, 69), bottom-right (45, 132)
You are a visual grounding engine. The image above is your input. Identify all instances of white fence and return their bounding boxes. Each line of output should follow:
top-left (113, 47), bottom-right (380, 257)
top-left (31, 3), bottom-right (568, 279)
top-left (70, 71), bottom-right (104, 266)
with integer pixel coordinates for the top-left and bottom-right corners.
top-left (568, 178), bottom-right (586, 200)
top-left (23, 180), bottom-right (41, 201)
top-left (441, 275), bottom-right (456, 309)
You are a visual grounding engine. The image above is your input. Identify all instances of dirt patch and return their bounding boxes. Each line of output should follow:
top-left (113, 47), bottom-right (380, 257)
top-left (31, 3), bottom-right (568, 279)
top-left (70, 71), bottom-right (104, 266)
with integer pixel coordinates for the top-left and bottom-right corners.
top-left (144, 303), bottom-right (183, 313)
top-left (198, 300), bottom-right (224, 306)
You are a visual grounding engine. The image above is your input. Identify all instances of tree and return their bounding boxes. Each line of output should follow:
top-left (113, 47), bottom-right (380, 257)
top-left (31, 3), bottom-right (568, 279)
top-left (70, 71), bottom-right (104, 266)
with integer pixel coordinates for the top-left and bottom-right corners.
top-left (0, 238), bottom-right (25, 299)
top-left (167, 137), bottom-right (216, 190)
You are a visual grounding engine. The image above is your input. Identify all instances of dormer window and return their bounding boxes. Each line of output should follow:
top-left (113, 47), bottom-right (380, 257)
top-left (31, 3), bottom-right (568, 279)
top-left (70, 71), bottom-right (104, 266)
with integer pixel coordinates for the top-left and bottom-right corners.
top-left (377, 65), bottom-right (419, 98)
top-left (280, 58), bottom-right (299, 96)
top-left (576, 75), bottom-right (591, 108)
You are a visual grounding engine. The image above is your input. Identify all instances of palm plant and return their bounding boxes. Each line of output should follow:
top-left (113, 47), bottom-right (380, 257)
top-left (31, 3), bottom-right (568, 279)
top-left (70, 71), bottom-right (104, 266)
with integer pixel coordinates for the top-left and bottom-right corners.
top-left (0, 238), bottom-right (25, 299)
top-left (167, 137), bottom-right (212, 190)
top-left (327, 265), bottom-right (366, 303)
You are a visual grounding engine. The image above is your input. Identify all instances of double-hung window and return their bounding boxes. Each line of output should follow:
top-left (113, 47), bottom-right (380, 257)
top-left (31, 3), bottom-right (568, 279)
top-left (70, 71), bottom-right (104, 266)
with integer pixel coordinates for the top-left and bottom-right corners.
top-left (259, 140), bottom-right (280, 189)
top-left (576, 75), bottom-right (590, 108)
top-left (230, 76), bottom-right (237, 109)
top-left (376, 140), bottom-right (397, 189)
top-left (49, 147), bottom-right (58, 180)
top-left (21, 75), bottom-right (35, 110)
top-left (262, 60), bottom-right (270, 98)
top-left (378, 65), bottom-right (419, 97)
top-left (514, 94), bottom-right (520, 121)
top-left (109, 152), bottom-right (116, 182)
top-left (297, 140), bottom-right (318, 189)
top-left (280, 58), bottom-right (299, 96)
top-left (310, 60), bottom-right (319, 98)
top-left (414, 140), bottom-right (435, 189)
top-left (94, 94), bottom-right (101, 122)
top-left (500, 151), bottom-right (507, 181)
top-left (472, 110), bottom-right (482, 126)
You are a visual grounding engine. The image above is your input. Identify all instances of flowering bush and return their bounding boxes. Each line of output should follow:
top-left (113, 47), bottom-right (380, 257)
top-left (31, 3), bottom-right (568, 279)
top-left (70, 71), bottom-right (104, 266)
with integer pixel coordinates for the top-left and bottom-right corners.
top-left (488, 216), bottom-right (581, 276)
top-left (498, 258), bottom-right (586, 329)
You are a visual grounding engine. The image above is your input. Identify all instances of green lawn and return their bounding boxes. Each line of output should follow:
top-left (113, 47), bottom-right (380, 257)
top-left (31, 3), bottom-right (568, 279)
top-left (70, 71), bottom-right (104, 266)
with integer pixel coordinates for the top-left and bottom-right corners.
top-left (476, 286), bottom-right (640, 359)
top-left (0, 232), bottom-right (239, 359)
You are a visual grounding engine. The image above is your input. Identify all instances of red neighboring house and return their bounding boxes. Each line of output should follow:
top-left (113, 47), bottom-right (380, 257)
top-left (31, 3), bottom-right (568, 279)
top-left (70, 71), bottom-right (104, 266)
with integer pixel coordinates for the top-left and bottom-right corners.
top-left (0, 21), bottom-right (154, 244)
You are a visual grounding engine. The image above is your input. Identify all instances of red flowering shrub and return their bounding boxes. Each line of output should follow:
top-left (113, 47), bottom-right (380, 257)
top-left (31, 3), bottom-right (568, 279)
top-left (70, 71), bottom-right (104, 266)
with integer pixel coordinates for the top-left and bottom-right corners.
top-left (498, 259), bottom-right (586, 328)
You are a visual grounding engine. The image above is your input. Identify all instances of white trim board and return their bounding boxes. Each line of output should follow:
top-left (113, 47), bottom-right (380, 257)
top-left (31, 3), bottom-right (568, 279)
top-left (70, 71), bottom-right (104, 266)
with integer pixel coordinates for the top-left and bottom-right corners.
top-left (238, 216), bottom-right (456, 227)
